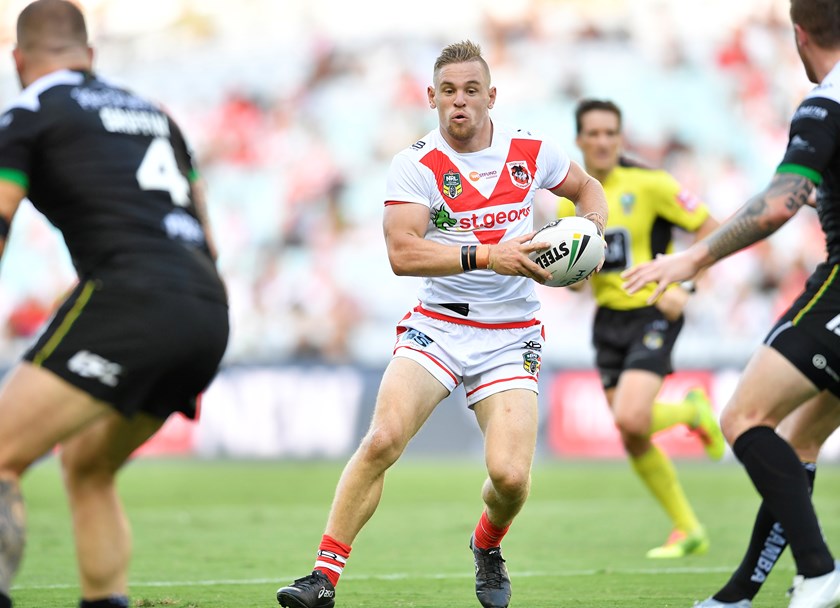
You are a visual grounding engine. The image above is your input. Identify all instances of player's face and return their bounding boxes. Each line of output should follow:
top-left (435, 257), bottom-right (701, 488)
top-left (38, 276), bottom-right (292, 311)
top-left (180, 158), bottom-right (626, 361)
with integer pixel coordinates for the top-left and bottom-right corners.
top-left (576, 110), bottom-right (622, 175)
top-left (428, 61), bottom-right (495, 151)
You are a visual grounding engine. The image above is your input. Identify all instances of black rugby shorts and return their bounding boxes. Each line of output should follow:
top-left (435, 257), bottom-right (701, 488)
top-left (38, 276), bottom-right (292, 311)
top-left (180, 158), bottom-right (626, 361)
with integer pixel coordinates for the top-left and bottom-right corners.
top-left (592, 306), bottom-right (684, 389)
top-left (24, 279), bottom-right (229, 419)
top-left (765, 262), bottom-right (840, 396)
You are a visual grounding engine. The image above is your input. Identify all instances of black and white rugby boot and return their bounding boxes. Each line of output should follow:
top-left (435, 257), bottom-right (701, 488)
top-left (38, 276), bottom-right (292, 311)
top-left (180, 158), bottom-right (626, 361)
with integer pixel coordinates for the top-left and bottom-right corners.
top-left (470, 535), bottom-right (512, 608)
top-left (276, 570), bottom-right (336, 608)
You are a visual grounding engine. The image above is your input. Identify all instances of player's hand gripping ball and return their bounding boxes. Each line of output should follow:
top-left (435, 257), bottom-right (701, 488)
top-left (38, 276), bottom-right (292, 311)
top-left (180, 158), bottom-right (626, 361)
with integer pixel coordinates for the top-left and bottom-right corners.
top-left (528, 217), bottom-right (606, 287)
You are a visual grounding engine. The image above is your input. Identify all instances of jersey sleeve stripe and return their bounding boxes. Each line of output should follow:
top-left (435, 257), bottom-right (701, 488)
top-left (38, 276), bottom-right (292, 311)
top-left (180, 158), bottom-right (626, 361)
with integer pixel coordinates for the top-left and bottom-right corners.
top-left (777, 163), bottom-right (822, 185)
top-left (0, 168), bottom-right (28, 189)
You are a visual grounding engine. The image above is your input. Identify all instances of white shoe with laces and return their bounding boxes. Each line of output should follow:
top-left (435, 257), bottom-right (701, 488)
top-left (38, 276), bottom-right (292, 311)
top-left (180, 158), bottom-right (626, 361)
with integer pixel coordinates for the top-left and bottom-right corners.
top-left (788, 563), bottom-right (840, 608)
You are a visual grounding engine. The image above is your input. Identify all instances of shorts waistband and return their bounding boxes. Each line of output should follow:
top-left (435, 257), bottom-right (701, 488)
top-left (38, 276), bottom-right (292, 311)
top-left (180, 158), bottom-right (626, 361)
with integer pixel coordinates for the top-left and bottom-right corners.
top-left (414, 305), bottom-right (539, 329)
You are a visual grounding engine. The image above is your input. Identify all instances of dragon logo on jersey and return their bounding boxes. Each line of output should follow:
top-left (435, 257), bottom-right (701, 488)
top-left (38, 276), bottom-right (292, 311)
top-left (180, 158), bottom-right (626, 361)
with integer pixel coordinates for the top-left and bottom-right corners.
top-left (442, 170), bottom-right (463, 198)
top-left (507, 161), bottom-right (532, 189)
top-left (523, 351), bottom-right (541, 375)
top-left (431, 204), bottom-right (457, 230)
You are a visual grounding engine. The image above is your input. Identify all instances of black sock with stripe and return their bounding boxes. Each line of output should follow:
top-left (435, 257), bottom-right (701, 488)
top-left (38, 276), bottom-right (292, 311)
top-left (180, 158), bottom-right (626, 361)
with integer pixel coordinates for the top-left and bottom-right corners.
top-left (714, 461), bottom-right (816, 602)
top-left (733, 426), bottom-right (834, 578)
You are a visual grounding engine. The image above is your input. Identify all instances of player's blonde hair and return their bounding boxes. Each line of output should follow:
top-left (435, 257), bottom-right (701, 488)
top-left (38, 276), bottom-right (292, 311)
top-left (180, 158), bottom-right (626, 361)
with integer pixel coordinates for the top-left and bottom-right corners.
top-left (433, 40), bottom-right (491, 84)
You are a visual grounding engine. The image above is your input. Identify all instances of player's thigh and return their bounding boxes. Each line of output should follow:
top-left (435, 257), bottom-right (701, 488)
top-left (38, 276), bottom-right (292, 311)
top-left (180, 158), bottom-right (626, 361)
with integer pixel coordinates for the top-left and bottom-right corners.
top-left (0, 362), bottom-right (112, 474)
top-left (474, 388), bottom-right (538, 475)
top-left (60, 411), bottom-right (164, 479)
top-left (368, 357), bottom-right (450, 447)
top-left (722, 345), bottom-right (819, 439)
top-left (777, 391), bottom-right (840, 460)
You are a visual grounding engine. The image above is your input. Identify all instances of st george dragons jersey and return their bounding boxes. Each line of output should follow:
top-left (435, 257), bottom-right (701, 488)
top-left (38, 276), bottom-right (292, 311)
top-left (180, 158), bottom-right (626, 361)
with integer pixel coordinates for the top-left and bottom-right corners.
top-left (777, 60), bottom-right (840, 265)
top-left (385, 123), bottom-right (570, 325)
top-left (0, 69), bottom-right (225, 302)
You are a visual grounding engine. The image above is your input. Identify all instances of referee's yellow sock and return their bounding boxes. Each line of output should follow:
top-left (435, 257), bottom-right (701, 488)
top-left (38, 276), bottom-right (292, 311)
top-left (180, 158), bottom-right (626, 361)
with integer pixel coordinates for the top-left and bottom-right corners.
top-left (630, 444), bottom-right (701, 534)
top-left (649, 399), bottom-right (696, 434)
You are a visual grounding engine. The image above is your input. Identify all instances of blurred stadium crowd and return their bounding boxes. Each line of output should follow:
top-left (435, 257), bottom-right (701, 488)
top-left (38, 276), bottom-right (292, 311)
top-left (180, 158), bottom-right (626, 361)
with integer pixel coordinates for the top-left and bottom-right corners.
top-left (0, 0), bottom-right (825, 368)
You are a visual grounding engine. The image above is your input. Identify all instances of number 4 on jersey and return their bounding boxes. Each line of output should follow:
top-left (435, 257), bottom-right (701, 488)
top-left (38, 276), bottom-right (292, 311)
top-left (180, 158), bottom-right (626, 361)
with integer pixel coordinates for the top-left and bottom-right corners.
top-left (136, 137), bottom-right (190, 207)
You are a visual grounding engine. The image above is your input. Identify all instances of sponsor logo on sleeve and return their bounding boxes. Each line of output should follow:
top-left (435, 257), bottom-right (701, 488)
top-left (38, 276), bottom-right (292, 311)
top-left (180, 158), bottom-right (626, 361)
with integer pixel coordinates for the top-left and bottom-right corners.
top-left (793, 105), bottom-right (828, 122)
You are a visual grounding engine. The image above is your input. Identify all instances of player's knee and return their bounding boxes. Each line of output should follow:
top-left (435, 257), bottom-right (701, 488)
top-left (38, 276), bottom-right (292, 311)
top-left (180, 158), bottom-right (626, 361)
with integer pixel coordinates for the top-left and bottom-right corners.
top-left (488, 465), bottom-right (530, 500)
top-left (60, 450), bottom-right (117, 490)
top-left (614, 413), bottom-right (648, 441)
top-left (358, 426), bottom-right (406, 467)
top-left (719, 406), bottom-right (748, 445)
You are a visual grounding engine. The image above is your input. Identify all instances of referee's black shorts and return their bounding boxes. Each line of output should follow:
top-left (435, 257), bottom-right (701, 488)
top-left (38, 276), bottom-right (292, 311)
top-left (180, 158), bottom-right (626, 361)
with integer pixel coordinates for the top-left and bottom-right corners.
top-left (593, 306), bottom-right (684, 389)
top-left (24, 278), bottom-right (229, 419)
top-left (765, 262), bottom-right (840, 397)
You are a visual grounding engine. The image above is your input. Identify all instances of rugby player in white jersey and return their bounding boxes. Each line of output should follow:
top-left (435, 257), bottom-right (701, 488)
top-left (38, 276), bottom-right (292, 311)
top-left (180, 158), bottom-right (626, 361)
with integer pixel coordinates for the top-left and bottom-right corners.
top-left (277, 40), bottom-right (607, 608)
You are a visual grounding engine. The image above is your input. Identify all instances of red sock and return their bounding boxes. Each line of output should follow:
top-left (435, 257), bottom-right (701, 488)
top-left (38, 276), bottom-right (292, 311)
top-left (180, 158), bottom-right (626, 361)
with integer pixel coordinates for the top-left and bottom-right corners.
top-left (473, 511), bottom-right (510, 549)
top-left (314, 534), bottom-right (352, 587)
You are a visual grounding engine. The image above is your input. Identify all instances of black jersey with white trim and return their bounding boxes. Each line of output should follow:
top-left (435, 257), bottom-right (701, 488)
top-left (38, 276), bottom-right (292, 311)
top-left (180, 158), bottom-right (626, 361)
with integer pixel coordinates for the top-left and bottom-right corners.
top-left (0, 69), bottom-right (225, 302)
top-left (777, 61), bottom-right (840, 264)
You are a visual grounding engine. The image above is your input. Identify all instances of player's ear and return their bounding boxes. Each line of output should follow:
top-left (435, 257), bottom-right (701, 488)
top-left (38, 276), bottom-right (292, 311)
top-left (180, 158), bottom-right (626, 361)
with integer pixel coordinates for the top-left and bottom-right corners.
top-left (427, 86), bottom-right (436, 109)
top-left (488, 85), bottom-right (496, 109)
top-left (12, 48), bottom-right (23, 75)
top-left (793, 23), bottom-right (809, 49)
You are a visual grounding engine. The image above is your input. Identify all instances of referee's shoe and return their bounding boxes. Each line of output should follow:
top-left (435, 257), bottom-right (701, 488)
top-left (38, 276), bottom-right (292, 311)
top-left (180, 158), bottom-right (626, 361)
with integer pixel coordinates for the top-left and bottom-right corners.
top-left (277, 570), bottom-right (336, 608)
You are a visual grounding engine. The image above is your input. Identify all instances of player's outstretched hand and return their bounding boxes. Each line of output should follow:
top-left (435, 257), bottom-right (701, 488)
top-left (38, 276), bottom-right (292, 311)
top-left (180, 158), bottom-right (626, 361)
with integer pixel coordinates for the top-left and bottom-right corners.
top-left (621, 250), bottom-right (700, 304)
top-left (489, 232), bottom-right (553, 283)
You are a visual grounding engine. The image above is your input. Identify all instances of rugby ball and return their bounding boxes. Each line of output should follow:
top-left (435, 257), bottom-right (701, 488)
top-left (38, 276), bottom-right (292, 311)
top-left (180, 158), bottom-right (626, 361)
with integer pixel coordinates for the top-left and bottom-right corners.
top-left (528, 217), bottom-right (605, 287)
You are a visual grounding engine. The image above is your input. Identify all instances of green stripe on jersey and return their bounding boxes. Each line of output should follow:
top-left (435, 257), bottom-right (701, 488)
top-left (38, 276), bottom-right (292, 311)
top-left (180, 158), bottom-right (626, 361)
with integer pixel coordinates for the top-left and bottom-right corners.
top-left (777, 163), bottom-right (822, 185)
top-left (0, 168), bottom-right (28, 189)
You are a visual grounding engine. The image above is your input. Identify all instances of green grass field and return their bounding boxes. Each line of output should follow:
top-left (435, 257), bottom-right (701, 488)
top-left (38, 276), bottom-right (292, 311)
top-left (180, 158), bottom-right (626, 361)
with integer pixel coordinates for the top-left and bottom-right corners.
top-left (11, 457), bottom-right (840, 607)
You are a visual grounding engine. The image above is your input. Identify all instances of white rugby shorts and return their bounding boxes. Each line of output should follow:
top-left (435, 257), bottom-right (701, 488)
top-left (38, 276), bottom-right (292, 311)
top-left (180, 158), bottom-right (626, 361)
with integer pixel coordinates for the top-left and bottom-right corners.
top-left (392, 307), bottom-right (544, 407)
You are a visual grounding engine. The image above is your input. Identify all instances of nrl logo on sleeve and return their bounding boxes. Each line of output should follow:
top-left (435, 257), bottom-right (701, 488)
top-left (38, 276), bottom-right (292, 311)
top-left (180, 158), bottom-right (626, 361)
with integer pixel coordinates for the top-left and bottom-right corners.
top-left (442, 170), bottom-right (462, 198)
top-left (506, 161), bottom-right (532, 189)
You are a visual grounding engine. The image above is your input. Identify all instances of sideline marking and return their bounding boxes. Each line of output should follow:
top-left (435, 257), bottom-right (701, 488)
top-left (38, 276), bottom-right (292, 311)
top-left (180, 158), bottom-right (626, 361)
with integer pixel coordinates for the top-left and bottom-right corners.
top-left (13, 565), bottom-right (783, 590)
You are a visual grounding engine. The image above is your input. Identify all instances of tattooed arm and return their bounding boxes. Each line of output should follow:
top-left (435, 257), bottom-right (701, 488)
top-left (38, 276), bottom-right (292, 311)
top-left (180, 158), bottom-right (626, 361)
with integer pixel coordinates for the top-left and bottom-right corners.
top-left (621, 173), bottom-right (815, 302)
top-left (704, 173), bottom-right (813, 262)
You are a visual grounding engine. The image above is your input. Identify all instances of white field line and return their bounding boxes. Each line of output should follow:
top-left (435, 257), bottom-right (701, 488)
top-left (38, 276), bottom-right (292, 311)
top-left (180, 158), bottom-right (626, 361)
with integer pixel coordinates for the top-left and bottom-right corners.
top-left (13, 565), bottom-right (787, 590)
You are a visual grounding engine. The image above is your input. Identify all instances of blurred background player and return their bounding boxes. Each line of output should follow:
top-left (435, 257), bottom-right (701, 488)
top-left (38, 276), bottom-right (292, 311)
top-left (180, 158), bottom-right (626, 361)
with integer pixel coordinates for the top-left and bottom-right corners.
top-left (562, 98), bottom-right (724, 559)
top-left (0, 2), bottom-right (229, 607)
top-left (275, 40), bottom-right (607, 608)
top-left (623, 0), bottom-right (840, 605)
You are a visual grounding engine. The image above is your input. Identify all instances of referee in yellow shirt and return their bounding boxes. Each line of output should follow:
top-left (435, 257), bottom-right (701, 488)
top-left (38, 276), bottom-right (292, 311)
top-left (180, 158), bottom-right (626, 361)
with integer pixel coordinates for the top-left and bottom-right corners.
top-left (564, 99), bottom-right (725, 558)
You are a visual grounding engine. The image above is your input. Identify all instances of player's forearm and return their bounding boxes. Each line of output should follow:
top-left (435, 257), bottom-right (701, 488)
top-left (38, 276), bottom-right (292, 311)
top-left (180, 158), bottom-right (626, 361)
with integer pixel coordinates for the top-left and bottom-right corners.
top-left (701, 173), bottom-right (811, 264)
top-left (574, 178), bottom-right (608, 235)
top-left (387, 234), bottom-right (489, 276)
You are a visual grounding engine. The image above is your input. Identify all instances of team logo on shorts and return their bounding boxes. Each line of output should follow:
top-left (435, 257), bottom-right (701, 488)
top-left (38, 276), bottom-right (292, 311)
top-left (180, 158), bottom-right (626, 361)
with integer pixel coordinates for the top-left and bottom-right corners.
top-left (442, 170), bottom-right (462, 199)
top-left (402, 328), bottom-right (434, 349)
top-left (642, 330), bottom-right (664, 351)
top-left (506, 161), bottom-right (532, 189)
top-left (522, 351), bottom-right (541, 375)
top-left (67, 350), bottom-right (123, 387)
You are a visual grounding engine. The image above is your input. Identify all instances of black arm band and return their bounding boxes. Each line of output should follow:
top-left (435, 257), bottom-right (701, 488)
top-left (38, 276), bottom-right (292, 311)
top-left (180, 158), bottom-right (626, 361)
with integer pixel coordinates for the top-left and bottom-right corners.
top-left (0, 216), bottom-right (10, 239)
top-left (468, 245), bottom-right (478, 271)
top-left (460, 245), bottom-right (469, 272)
